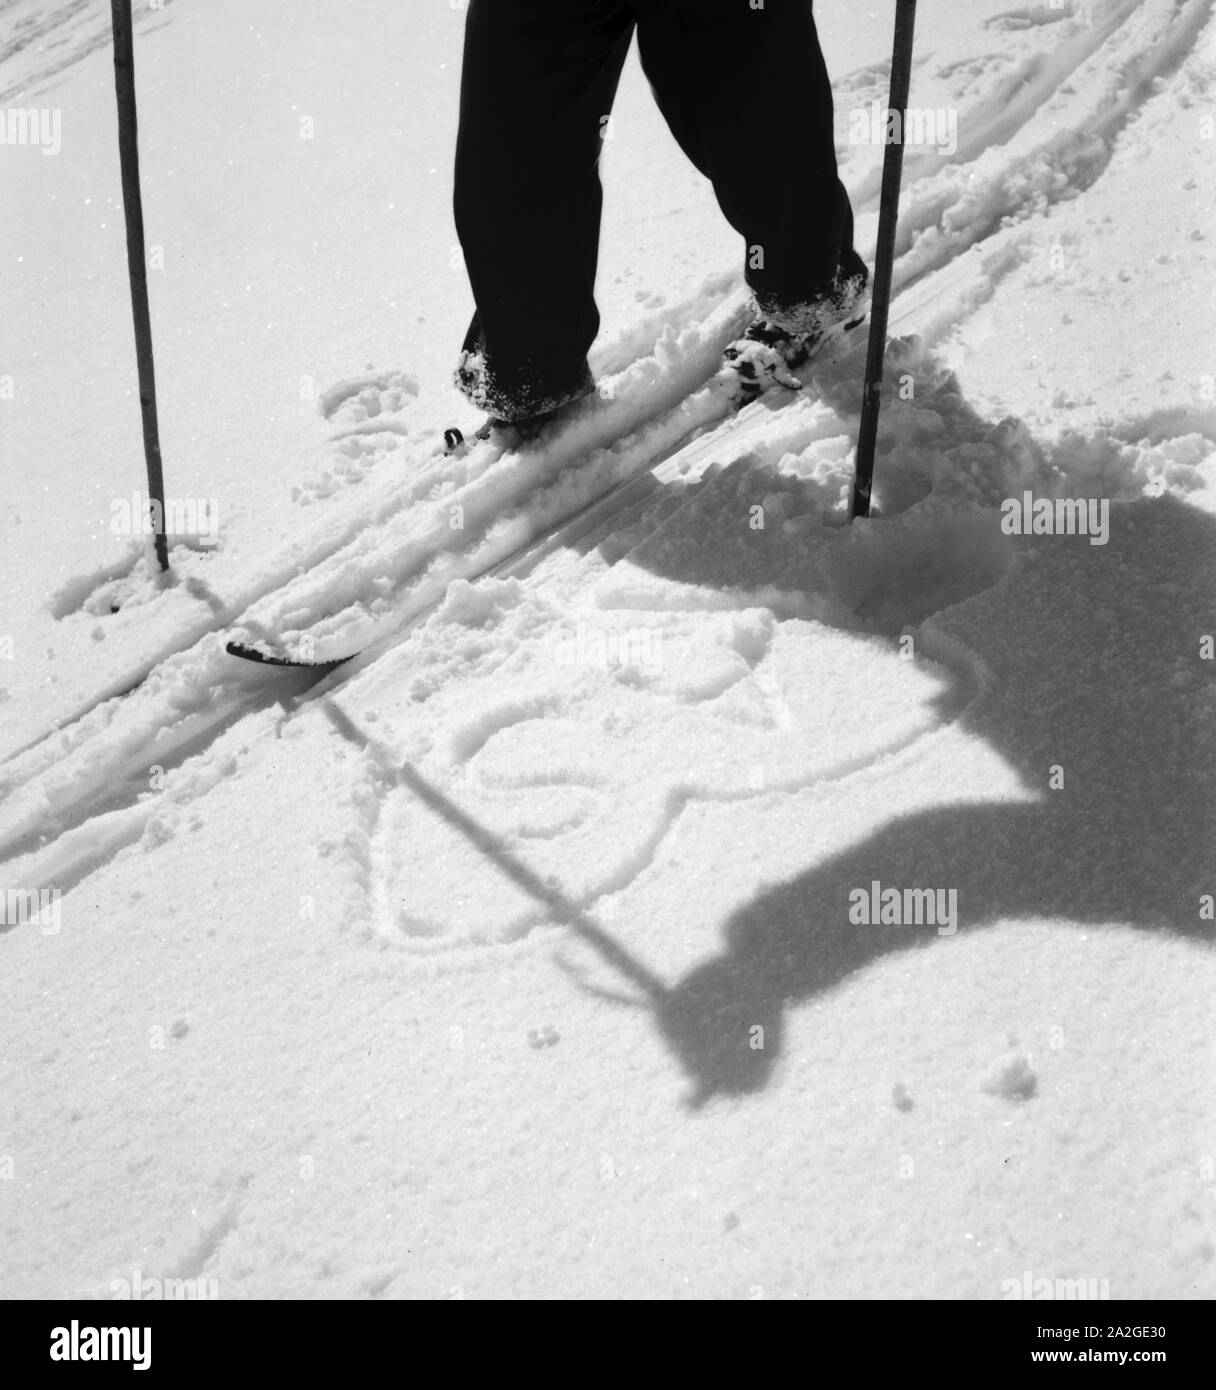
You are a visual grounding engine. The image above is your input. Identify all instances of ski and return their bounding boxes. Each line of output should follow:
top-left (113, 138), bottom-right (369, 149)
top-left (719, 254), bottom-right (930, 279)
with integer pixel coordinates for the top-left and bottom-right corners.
top-left (224, 315), bottom-right (868, 672)
top-left (222, 639), bottom-right (349, 670)
top-left (3, 252), bottom-right (972, 871)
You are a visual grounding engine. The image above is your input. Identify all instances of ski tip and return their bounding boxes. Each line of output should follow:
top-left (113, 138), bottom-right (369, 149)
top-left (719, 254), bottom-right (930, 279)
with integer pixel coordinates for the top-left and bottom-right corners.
top-left (224, 638), bottom-right (348, 670)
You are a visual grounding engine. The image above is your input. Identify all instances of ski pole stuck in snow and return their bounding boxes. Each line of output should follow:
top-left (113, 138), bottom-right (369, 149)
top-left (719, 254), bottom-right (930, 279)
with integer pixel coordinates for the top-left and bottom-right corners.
top-left (850, 0), bottom-right (918, 522)
top-left (110, 0), bottom-right (169, 572)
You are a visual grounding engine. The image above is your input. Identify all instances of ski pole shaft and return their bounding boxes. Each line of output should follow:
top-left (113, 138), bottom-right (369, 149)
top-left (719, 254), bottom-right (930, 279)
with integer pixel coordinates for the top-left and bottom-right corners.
top-left (111, 0), bottom-right (169, 571)
top-left (850, 0), bottom-right (917, 521)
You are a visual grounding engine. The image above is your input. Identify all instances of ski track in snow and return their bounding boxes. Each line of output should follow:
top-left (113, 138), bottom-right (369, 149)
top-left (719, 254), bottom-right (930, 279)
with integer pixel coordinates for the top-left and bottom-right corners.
top-left (3, 0), bottom-right (1214, 948)
top-left (332, 399), bottom-right (1012, 952)
top-left (350, 629), bottom-right (995, 954)
top-left (0, 0), bottom-right (180, 104)
top-left (4, 0), bottom-right (1166, 716)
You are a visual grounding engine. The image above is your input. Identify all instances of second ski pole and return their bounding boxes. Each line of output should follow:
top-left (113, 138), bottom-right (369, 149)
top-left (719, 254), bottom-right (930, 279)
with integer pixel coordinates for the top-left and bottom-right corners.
top-left (850, 0), bottom-right (917, 522)
top-left (111, 0), bottom-right (169, 572)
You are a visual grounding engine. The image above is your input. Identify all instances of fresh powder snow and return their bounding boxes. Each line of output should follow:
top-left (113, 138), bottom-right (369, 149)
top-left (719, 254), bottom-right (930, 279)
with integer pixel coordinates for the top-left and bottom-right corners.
top-left (0, 0), bottom-right (1213, 1300)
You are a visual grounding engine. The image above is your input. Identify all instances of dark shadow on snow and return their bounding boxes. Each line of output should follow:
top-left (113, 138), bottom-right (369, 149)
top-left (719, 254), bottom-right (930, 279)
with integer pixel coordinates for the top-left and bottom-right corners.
top-left (616, 364), bottom-right (1216, 1105)
top-left (325, 351), bottom-right (1215, 1108)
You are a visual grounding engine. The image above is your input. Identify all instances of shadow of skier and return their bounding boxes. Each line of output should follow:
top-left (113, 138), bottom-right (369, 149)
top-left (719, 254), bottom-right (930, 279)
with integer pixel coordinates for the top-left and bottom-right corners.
top-left (639, 463), bottom-right (1215, 1106)
top-left (314, 350), bottom-right (1214, 1110)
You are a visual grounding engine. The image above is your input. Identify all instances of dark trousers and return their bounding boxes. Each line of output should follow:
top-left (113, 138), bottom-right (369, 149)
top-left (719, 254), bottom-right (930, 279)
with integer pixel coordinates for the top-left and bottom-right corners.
top-left (454, 0), bottom-right (856, 419)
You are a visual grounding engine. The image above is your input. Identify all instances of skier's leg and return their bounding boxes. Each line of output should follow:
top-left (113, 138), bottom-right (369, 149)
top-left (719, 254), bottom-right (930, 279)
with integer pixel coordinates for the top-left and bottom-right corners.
top-left (634, 0), bottom-right (860, 330)
top-left (453, 0), bottom-right (635, 422)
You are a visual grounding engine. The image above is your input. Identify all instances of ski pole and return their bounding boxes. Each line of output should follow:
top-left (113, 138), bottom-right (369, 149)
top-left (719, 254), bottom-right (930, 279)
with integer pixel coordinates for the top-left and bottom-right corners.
top-left (111, 0), bottom-right (169, 572)
top-left (850, 0), bottom-right (917, 521)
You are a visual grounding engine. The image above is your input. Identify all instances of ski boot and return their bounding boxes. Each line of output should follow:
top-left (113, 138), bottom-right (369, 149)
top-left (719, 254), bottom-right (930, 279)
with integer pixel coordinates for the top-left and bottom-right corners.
top-left (722, 255), bottom-right (871, 404)
top-left (446, 337), bottom-right (595, 454)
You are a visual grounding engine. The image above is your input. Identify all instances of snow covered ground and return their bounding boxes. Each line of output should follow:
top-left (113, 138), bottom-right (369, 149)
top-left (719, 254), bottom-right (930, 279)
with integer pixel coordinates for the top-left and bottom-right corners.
top-left (1, 0), bottom-right (1213, 1299)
